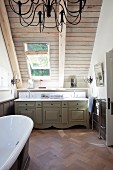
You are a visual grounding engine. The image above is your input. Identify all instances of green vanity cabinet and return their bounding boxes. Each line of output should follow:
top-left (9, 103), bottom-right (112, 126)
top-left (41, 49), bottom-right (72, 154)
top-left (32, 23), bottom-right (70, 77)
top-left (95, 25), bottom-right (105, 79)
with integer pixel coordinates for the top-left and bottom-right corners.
top-left (15, 101), bottom-right (36, 122)
top-left (15, 99), bottom-right (89, 129)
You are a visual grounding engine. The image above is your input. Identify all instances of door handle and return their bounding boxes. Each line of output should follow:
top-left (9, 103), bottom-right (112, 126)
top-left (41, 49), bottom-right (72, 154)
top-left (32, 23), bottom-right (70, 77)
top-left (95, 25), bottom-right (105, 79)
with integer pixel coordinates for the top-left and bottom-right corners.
top-left (108, 98), bottom-right (110, 109)
top-left (111, 101), bottom-right (113, 115)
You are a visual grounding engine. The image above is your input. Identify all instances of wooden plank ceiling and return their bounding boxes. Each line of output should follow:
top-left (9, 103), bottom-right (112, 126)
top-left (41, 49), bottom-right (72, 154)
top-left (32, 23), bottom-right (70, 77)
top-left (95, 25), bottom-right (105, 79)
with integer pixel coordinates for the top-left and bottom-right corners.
top-left (4, 0), bottom-right (103, 88)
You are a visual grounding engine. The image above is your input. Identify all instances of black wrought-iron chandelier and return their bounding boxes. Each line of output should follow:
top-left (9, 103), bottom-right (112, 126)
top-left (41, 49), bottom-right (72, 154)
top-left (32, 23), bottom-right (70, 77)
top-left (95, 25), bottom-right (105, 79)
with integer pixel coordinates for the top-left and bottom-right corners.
top-left (8, 0), bottom-right (86, 32)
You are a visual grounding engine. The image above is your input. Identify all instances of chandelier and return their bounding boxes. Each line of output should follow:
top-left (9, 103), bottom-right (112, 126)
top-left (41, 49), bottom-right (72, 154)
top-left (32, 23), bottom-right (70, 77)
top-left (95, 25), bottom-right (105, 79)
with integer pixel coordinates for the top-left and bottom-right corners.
top-left (8, 0), bottom-right (86, 32)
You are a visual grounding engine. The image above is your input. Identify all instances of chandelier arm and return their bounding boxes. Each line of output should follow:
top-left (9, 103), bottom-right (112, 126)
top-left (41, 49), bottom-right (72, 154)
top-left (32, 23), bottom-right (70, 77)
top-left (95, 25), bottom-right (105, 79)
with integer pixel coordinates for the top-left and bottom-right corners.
top-left (9, 0), bottom-right (21, 15)
top-left (18, 2), bottom-right (34, 16)
top-left (19, 0), bottom-right (30, 5)
top-left (53, 5), bottom-right (60, 26)
top-left (32, 0), bottom-right (40, 5)
top-left (66, 9), bottom-right (81, 17)
top-left (67, 0), bottom-right (79, 3)
top-left (61, 6), bottom-right (81, 25)
top-left (24, 2), bottom-right (45, 17)
top-left (41, 5), bottom-right (45, 32)
top-left (67, 0), bottom-right (85, 4)
top-left (81, 0), bottom-right (86, 9)
top-left (42, 5), bottom-right (45, 26)
top-left (23, 3), bottom-right (44, 20)
top-left (9, 0), bottom-right (31, 6)
top-left (64, 13), bottom-right (80, 24)
top-left (43, 19), bottom-right (61, 28)
top-left (19, 14), bottom-right (39, 27)
top-left (20, 4), bottom-right (35, 20)
top-left (9, 0), bottom-right (20, 4)
top-left (18, 5), bottom-right (41, 27)
top-left (53, 5), bottom-right (63, 33)
top-left (70, 14), bottom-right (81, 25)
top-left (53, 5), bottom-right (61, 28)
top-left (65, 14), bottom-right (81, 25)
top-left (56, 23), bottom-right (62, 33)
top-left (9, 0), bottom-right (34, 16)
top-left (66, 10), bottom-right (81, 18)
top-left (43, 6), bottom-right (60, 29)
top-left (63, 0), bottom-right (85, 14)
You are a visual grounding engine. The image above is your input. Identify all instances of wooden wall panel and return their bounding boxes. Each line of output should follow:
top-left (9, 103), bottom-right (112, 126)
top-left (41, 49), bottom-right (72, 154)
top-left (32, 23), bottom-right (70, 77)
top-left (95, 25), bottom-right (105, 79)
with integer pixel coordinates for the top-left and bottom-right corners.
top-left (64, 0), bottom-right (102, 87)
top-left (4, 0), bottom-right (103, 87)
top-left (0, 99), bottom-right (14, 117)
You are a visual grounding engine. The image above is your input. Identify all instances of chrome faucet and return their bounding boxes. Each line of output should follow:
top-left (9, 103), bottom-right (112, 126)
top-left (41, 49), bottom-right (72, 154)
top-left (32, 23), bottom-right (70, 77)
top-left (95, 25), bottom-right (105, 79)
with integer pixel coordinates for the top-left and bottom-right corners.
top-left (27, 89), bottom-right (31, 98)
top-left (74, 90), bottom-right (76, 98)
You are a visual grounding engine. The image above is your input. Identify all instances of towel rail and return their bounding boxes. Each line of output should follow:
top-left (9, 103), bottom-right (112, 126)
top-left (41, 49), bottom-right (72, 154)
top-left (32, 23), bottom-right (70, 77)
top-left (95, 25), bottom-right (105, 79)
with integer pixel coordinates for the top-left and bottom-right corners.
top-left (92, 99), bottom-right (106, 139)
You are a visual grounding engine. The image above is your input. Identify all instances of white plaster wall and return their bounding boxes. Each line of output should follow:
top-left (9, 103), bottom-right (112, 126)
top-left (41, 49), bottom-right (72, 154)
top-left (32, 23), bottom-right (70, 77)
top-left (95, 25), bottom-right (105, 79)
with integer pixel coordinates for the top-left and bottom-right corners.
top-left (88, 0), bottom-right (113, 98)
top-left (0, 25), bottom-right (15, 101)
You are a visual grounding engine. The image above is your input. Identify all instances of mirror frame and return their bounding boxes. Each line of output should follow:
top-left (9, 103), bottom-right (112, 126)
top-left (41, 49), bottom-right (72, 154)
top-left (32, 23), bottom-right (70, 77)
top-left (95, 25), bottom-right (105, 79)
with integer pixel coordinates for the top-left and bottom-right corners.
top-left (94, 63), bottom-right (104, 86)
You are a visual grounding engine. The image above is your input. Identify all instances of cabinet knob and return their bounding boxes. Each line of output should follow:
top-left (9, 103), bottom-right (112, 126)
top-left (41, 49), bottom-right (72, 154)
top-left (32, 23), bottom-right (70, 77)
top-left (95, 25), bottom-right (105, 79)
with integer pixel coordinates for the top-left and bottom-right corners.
top-left (64, 104), bottom-right (66, 105)
top-left (26, 108), bottom-right (27, 110)
top-left (59, 115), bottom-right (62, 117)
top-left (26, 104), bottom-right (27, 105)
top-left (51, 103), bottom-right (53, 105)
top-left (77, 103), bottom-right (78, 105)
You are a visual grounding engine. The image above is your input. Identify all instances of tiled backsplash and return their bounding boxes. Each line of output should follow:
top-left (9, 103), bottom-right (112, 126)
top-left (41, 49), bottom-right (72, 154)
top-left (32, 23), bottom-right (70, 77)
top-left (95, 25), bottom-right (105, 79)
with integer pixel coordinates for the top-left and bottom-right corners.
top-left (18, 91), bottom-right (86, 99)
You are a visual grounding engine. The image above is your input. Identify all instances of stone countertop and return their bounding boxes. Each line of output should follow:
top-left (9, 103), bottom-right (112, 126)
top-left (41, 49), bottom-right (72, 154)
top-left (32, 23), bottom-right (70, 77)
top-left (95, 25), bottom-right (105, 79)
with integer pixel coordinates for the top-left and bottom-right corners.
top-left (14, 98), bottom-right (88, 102)
top-left (17, 88), bottom-right (88, 92)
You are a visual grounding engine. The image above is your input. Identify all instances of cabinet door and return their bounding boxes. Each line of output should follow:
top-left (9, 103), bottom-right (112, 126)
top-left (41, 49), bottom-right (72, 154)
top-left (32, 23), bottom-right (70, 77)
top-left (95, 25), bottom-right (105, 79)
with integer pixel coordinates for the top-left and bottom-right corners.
top-left (69, 109), bottom-right (86, 123)
top-left (62, 108), bottom-right (68, 124)
top-left (17, 108), bottom-right (35, 121)
top-left (35, 108), bottom-right (42, 124)
top-left (43, 108), bottom-right (61, 123)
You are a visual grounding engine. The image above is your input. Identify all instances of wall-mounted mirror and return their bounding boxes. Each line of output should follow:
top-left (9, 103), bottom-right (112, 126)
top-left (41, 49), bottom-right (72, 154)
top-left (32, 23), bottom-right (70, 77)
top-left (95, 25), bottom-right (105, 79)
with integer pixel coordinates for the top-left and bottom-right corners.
top-left (94, 63), bottom-right (104, 86)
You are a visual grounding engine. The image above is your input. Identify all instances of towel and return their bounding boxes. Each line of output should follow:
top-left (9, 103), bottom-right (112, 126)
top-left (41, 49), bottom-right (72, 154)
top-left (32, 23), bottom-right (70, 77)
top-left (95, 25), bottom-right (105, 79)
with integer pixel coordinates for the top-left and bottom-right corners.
top-left (88, 96), bottom-right (95, 113)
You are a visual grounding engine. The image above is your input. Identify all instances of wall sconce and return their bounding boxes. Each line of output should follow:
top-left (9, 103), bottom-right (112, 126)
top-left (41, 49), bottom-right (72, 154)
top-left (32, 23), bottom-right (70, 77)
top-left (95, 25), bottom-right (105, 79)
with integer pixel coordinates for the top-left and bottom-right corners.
top-left (87, 76), bottom-right (93, 84)
top-left (11, 76), bottom-right (20, 85)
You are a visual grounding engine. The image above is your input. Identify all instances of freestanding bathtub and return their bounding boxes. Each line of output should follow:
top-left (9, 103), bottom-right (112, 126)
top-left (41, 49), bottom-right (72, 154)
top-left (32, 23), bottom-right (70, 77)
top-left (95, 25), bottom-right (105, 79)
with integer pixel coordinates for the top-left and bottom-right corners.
top-left (0, 115), bottom-right (33, 170)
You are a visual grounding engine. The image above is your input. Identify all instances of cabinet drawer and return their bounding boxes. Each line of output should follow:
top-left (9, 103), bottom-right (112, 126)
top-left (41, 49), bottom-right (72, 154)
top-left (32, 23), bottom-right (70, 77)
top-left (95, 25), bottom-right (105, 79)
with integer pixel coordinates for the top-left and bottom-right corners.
top-left (62, 102), bottom-right (68, 107)
top-left (16, 107), bottom-right (35, 121)
top-left (16, 102), bottom-right (36, 107)
top-left (68, 101), bottom-right (87, 109)
top-left (36, 102), bottom-right (42, 107)
top-left (43, 102), bottom-right (61, 107)
top-left (18, 107), bottom-right (35, 112)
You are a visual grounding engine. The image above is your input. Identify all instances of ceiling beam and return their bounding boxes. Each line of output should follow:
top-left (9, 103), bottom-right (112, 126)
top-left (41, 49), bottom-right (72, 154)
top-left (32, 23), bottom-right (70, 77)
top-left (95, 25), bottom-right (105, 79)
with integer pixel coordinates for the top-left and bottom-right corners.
top-left (59, 0), bottom-right (66, 88)
top-left (0, 0), bottom-right (23, 88)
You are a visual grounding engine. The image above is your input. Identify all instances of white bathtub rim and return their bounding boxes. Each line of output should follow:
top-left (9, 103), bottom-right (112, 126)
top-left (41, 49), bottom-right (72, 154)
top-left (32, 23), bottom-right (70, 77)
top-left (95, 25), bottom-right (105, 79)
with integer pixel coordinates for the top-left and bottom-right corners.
top-left (0, 115), bottom-right (33, 170)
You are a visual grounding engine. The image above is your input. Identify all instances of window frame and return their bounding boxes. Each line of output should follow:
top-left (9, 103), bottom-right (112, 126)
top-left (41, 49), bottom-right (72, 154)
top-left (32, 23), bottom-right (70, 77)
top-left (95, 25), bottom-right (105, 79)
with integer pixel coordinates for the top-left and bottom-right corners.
top-left (24, 42), bottom-right (51, 80)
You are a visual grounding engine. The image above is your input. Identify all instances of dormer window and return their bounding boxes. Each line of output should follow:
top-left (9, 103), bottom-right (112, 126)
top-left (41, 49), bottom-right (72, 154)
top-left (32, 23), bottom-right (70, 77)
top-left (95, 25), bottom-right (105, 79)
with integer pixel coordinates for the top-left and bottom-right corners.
top-left (24, 43), bottom-right (50, 80)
